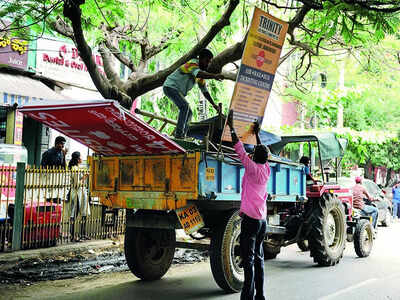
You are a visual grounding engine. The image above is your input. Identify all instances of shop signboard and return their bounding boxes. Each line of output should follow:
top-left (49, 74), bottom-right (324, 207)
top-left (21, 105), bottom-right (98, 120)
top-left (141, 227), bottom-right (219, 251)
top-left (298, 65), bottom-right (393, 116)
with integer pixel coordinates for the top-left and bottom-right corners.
top-left (35, 38), bottom-right (105, 90)
top-left (19, 99), bottom-right (185, 155)
top-left (0, 36), bottom-right (28, 70)
top-left (222, 8), bottom-right (288, 144)
top-left (13, 111), bottom-right (23, 145)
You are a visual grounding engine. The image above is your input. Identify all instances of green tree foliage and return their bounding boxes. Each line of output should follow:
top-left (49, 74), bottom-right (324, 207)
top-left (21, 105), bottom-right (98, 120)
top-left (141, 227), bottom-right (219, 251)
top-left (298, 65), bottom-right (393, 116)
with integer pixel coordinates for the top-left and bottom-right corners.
top-left (340, 132), bottom-right (400, 172)
top-left (1, 0), bottom-right (400, 126)
top-left (284, 36), bottom-right (400, 132)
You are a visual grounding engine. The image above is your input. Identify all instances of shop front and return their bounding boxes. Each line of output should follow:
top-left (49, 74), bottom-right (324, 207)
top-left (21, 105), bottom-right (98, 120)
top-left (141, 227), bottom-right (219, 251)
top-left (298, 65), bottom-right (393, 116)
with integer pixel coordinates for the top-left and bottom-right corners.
top-left (0, 35), bottom-right (68, 166)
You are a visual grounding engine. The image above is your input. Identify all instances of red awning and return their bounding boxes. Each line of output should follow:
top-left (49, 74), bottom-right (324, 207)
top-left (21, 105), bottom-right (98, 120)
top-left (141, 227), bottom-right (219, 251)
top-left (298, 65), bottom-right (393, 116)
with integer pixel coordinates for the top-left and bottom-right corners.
top-left (18, 99), bottom-right (185, 155)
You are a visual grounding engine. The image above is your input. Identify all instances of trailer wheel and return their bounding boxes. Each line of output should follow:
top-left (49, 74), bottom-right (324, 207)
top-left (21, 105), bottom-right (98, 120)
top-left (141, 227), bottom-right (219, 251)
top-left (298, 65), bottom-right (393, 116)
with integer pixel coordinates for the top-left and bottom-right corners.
top-left (354, 219), bottom-right (373, 258)
top-left (210, 210), bottom-right (243, 293)
top-left (124, 227), bottom-right (175, 281)
top-left (309, 194), bottom-right (346, 266)
top-left (297, 239), bottom-right (309, 252)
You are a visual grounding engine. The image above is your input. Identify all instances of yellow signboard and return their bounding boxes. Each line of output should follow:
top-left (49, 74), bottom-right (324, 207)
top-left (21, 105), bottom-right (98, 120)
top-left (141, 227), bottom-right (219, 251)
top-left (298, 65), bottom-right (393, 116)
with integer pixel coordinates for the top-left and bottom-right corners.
top-left (206, 167), bottom-right (215, 181)
top-left (176, 204), bottom-right (205, 235)
top-left (223, 8), bottom-right (288, 144)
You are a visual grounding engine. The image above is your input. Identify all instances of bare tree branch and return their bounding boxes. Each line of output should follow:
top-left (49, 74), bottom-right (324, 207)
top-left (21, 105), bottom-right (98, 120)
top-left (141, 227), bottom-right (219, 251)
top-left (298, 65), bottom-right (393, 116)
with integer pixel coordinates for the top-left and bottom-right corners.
top-left (124, 0), bottom-right (240, 99)
top-left (103, 37), bottom-right (136, 72)
top-left (63, 0), bottom-right (132, 108)
top-left (145, 29), bottom-right (183, 59)
top-left (51, 16), bottom-right (75, 41)
top-left (287, 5), bottom-right (316, 55)
top-left (99, 22), bottom-right (137, 72)
top-left (208, 34), bottom-right (247, 74)
top-left (98, 42), bottom-right (124, 88)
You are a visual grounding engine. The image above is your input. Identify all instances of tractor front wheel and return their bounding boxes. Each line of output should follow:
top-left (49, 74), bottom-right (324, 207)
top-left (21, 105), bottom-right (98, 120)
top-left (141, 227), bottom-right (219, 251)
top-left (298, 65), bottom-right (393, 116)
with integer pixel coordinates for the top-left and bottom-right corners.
top-left (354, 219), bottom-right (373, 258)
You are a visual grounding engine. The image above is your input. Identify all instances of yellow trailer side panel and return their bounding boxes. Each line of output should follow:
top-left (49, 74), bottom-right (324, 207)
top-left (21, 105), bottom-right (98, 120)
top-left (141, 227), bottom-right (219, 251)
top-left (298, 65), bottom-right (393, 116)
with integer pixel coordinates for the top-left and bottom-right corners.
top-left (89, 153), bottom-right (199, 211)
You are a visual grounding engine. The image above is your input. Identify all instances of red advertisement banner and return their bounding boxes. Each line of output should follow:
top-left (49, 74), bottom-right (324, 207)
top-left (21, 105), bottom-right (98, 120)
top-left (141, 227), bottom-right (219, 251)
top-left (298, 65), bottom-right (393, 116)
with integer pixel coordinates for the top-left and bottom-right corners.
top-left (19, 100), bottom-right (185, 156)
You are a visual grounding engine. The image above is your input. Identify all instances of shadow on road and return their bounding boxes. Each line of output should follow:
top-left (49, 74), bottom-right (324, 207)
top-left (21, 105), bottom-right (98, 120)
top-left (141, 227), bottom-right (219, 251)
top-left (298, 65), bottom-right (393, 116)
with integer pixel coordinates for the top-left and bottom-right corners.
top-left (52, 272), bottom-right (233, 300)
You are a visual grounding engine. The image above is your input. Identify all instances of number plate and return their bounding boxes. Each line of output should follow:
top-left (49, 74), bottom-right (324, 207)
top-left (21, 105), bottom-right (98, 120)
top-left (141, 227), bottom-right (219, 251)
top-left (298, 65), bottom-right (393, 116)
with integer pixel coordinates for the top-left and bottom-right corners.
top-left (175, 204), bottom-right (204, 235)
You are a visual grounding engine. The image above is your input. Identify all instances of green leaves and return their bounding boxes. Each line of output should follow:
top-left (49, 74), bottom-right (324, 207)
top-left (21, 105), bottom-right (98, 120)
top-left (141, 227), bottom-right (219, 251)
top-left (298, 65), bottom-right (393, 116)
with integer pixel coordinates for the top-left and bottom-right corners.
top-left (341, 131), bottom-right (400, 171)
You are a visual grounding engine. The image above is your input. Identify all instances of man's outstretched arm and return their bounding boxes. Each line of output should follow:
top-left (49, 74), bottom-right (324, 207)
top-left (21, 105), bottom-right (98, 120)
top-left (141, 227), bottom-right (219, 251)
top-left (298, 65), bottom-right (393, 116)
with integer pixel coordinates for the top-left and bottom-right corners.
top-left (201, 90), bottom-right (220, 113)
top-left (227, 110), bottom-right (239, 145)
top-left (253, 122), bottom-right (262, 145)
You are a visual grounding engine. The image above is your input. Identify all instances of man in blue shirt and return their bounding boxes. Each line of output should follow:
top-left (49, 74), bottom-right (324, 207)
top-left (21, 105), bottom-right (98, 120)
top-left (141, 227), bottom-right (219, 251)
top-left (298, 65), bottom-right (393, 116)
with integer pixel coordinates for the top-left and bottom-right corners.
top-left (41, 136), bottom-right (67, 169)
top-left (163, 49), bottom-right (224, 139)
top-left (392, 183), bottom-right (400, 219)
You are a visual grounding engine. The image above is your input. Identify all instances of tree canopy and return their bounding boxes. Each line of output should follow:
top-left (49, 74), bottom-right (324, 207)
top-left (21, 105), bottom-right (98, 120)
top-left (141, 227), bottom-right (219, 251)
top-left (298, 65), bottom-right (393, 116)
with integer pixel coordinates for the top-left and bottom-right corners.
top-left (1, 0), bottom-right (400, 111)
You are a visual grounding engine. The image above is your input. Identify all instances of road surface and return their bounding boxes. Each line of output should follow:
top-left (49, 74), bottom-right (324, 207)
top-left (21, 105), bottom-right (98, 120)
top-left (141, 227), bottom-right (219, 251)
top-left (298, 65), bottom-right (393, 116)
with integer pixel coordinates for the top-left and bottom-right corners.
top-left (3, 221), bottom-right (400, 300)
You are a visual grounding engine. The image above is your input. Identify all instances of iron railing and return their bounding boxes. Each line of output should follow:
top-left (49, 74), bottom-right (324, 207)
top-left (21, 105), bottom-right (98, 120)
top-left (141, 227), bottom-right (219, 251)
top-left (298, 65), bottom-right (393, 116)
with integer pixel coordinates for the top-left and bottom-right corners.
top-left (0, 163), bottom-right (125, 252)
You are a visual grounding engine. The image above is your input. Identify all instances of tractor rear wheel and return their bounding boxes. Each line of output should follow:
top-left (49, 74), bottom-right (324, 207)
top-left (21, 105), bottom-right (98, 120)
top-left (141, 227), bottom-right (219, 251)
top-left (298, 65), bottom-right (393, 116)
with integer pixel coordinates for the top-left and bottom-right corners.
top-left (124, 227), bottom-right (175, 281)
top-left (309, 194), bottom-right (346, 266)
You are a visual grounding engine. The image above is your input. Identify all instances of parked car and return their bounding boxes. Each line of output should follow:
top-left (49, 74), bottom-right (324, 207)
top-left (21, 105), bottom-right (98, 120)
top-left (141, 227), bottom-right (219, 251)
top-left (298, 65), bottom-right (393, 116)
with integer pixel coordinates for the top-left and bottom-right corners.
top-left (0, 144), bottom-right (62, 250)
top-left (337, 177), bottom-right (392, 227)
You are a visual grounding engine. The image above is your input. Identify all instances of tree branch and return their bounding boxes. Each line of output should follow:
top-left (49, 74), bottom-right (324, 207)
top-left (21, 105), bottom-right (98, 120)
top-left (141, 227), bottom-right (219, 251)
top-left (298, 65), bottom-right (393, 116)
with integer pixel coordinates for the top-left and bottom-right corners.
top-left (145, 29), bottom-right (183, 59)
top-left (124, 0), bottom-right (240, 99)
top-left (208, 34), bottom-right (247, 74)
top-left (63, 0), bottom-right (132, 108)
top-left (100, 22), bottom-right (137, 72)
top-left (221, 70), bottom-right (237, 81)
top-left (287, 5), bottom-right (316, 55)
top-left (51, 17), bottom-right (75, 41)
top-left (99, 42), bottom-right (124, 88)
top-left (103, 37), bottom-right (136, 72)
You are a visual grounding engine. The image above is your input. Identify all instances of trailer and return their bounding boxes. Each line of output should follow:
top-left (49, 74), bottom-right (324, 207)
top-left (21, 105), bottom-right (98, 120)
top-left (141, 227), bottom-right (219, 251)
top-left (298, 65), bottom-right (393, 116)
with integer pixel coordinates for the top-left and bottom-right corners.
top-left (19, 99), bottom-right (373, 293)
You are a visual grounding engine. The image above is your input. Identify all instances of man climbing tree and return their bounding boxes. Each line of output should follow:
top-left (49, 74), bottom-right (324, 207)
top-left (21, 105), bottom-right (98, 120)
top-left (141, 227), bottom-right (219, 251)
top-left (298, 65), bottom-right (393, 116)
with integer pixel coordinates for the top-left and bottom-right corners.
top-left (163, 49), bottom-right (224, 139)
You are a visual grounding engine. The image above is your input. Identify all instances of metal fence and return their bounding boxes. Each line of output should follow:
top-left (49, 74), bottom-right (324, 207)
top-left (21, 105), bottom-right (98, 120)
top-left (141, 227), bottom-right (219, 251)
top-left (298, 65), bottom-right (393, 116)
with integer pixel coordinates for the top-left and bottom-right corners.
top-left (0, 163), bottom-right (125, 252)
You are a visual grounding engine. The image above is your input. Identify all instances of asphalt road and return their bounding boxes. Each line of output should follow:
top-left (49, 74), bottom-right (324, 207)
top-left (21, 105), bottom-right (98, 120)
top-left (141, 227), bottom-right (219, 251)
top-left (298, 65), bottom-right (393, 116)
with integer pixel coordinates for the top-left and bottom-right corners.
top-left (4, 221), bottom-right (400, 300)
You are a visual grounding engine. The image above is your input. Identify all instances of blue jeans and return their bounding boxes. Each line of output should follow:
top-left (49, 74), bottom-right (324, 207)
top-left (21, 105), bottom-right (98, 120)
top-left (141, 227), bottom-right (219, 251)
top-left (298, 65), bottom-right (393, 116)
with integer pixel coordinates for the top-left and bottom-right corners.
top-left (361, 205), bottom-right (379, 228)
top-left (163, 86), bottom-right (192, 137)
top-left (240, 214), bottom-right (267, 300)
top-left (393, 202), bottom-right (400, 218)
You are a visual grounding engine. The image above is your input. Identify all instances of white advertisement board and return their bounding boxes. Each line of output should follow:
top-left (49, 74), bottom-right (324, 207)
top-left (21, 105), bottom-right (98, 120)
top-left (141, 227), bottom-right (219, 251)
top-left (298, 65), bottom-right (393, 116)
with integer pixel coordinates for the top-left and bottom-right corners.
top-left (36, 38), bottom-right (106, 90)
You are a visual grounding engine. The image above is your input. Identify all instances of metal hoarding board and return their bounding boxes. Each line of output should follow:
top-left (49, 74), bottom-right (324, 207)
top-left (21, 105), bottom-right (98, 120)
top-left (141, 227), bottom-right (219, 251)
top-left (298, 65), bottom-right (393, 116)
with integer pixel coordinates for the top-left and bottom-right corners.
top-left (175, 204), bottom-right (204, 235)
top-left (18, 99), bottom-right (185, 155)
top-left (223, 8), bottom-right (288, 144)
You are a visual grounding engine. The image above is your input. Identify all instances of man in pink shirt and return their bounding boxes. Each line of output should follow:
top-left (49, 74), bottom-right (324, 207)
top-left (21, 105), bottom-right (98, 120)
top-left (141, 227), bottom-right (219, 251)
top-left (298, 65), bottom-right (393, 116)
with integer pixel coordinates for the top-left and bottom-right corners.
top-left (227, 110), bottom-right (271, 300)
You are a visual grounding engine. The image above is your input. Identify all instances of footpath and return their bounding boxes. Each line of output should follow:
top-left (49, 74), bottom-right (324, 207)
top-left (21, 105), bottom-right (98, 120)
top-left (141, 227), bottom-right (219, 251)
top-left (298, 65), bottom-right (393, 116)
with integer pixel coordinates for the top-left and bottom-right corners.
top-left (0, 239), bottom-right (125, 284)
top-left (0, 232), bottom-right (208, 285)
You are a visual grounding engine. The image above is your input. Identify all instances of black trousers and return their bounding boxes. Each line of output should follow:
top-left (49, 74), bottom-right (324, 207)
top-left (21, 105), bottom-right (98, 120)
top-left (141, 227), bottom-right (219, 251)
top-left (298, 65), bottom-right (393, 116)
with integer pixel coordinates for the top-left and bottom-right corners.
top-left (240, 214), bottom-right (267, 300)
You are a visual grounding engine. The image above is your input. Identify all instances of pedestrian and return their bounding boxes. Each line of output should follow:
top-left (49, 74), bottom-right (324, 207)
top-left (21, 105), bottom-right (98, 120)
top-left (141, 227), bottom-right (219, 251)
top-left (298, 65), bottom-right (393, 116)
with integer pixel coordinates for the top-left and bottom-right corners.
top-left (299, 156), bottom-right (317, 185)
top-left (41, 136), bottom-right (68, 203)
top-left (163, 48), bottom-right (224, 139)
top-left (227, 110), bottom-right (271, 300)
top-left (392, 182), bottom-right (400, 220)
top-left (68, 151), bottom-right (90, 242)
top-left (352, 176), bottom-right (379, 230)
top-left (41, 136), bottom-right (67, 169)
